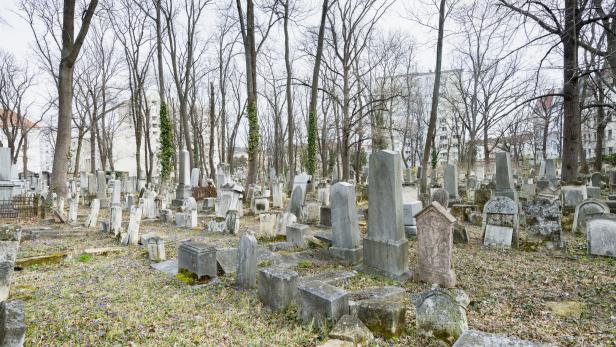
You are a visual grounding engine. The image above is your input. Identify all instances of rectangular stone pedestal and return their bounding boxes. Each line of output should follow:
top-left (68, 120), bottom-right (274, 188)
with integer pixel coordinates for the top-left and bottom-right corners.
top-left (362, 237), bottom-right (410, 281)
top-left (178, 242), bottom-right (217, 279)
top-left (330, 246), bottom-right (363, 265)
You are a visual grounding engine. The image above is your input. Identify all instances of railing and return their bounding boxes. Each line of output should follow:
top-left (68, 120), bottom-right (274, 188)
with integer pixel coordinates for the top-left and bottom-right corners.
top-left (192, 186), bottom-right (217, 200)
top-left (0, 195), bottom-right (40, 220)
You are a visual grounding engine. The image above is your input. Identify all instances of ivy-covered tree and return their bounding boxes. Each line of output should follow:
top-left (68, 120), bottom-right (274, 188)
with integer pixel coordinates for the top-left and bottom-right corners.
top-left (158, 101), bottom-right (174, 181)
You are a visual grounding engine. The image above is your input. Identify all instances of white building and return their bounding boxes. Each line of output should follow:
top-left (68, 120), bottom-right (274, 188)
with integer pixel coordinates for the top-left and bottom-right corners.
top-left (0, 109), bottom-right (52, 175)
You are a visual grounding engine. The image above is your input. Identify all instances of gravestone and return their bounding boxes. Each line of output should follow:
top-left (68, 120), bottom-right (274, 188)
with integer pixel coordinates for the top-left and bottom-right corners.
top-left (415, 202), bottom-right (456, 288)
top-left (523, 196), bottom-right (562, 249)
top-left (275, 212), bottom-right (297, 236)
top-left (403, 167), bottom-right (413, 185)
top-left (287, 223), bottom-right (308, 248)
top-left (587, 186), bottom-right (601, 199)
top-left (494, 152), bottom-right (517, 202)
top-left (190, 168), bottom-right (200, 187)
top-left (173, 150), bottom-right (192, 206)
top-left (482, 196), bottom-right (519, 248)
top-left (147, 237), bottom-right (166, 262)
top-left (453, 330), bottom-right (552, 347)
top-left (293, 173), bottom-right (312, 198)
top-left (317, 183), bottom-right (330, 206)
top-left (444, 164), bottom-right (459, 200)
top-left (258, 267), bottom-right (298, 311)
top-left (96, 171), bottom-right (109, 208)
top-left (363, 150), bottom-right (409, 280)
top-left (320, 206), bottom-right (332, 227)
top-left (590, 172), bottom-right (603, 187)
top-left (109, 205), bottom-right (122, 237)
top-left (289, 186), bottom-right (304, 219)
top-left (236, 233), bottom-right (257, 289)
top-left (572, 199), bottom-right (609, 233)
top-left (0, 300), bottom-right (26, 347)
top-left (87, 173), bottom-right (96, 195)
top-left (403, 201), bottom-right (422, 236)
top-left (272, 181), bottom-right (284, 208)
top-left (122, 206), bottom-right (142, 245)
top-left (216, 163), bottom-right (230, 190)
top-left (330, 182), bottom-right (362, 264)
top-left (430, 188), bottom-right (449, 208)
top-left (412, 288), bottom-right (469, 344)
top-left (225, 210), bottom-right (239, 234)
top-left (84, 199), bottom-right (100, 228)
top-left (109, 179), bottom-right (121, 206)
top-left (67, 198), bottom-right (78, 224)
top-left (561, 186), bottom-right (587, 213)
top-left (0, 226), bottom-right (21, 302)
top-left (610, 171), bottom-right (616, 194)
top-left (545, 159), bottom-right (557, 184)
top-left (297, 280), bottom-right (349, 326)
top-left (586, 213), bottom-right (616, 258)
top-left (259, 213), bottom-right (276, 236)
top-left (178, 242), bottom-right (217, 279)
top-left (302, 200), bottom-right (321, 223)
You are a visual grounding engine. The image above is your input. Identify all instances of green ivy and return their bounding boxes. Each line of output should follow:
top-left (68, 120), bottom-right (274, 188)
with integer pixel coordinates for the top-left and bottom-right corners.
top-left (306, 111), bottom-right (318, 175)
top-left (247, 101), bottom-right (260, 157)
top-left (158, 101), bottom-right (175, 181)
top-left (431, 147), bottom-right (439, 169)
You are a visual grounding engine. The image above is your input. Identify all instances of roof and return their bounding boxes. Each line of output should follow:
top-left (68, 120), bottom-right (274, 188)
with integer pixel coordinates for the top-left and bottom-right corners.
top-left (0, 108), bottom-right (40, 128)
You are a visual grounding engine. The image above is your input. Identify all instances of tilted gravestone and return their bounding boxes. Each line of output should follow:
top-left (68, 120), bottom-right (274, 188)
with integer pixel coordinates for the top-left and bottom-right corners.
top-left (572, 199), bottom-right (609, 233)
top-left (236, 233), bottom-right (257, 289)
top-left (561, 186), bottom-right (587, 213)
top-left (289, 186), bottom-right (304, 220)
top-left (586, 213), bottom-right (616, 258)
top-left (363, 150), bottom-right (410, 280)
top-left (415, 202), bottom-right (456, 288)
top-left (482, 196), bottom-right (519, 248)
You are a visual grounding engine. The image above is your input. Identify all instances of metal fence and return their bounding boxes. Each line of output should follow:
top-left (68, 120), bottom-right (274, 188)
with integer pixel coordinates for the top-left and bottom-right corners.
top-left (0, 195), bottom-right (40, 220)
top-left (192, 186), bottom-right (217, 200)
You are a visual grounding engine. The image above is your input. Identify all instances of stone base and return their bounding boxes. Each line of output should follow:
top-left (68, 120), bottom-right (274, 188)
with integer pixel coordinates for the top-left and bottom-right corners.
top-left (258, 267), bottom-right (298, 311)
top-left (298, 280), bottom-right (348, 325)
top-left (330, 246), bottom-right (363, 265)
top-left (362, 237), bottom-right (410, 281)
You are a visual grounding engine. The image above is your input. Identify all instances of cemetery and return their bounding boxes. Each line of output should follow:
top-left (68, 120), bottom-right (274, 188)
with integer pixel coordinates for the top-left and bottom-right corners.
top-left (0, 0), bottom-right (615, 346)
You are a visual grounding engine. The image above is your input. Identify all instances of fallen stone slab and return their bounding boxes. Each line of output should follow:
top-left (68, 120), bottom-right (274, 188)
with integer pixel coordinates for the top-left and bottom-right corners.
top-left (215, 247), bottom-right (238, 275)
top-left (313, 231), bottom-right (333, 245)
top-left (329, 314), bottom-right (373, 345)
top-left (15, 253), bottom-right (68, 268)
top-left (82, 247), bottom-right (123, 256)
top-left (268, 242), bottom-right (295, 252)
top-left (453, 330), bottom-right (556, 347)
top-left (318, 339), bottom-right (353, 347)
top-left (151, 259), bottom-right (178, 277)
top-left (299, 270), bottom-right (356, 287)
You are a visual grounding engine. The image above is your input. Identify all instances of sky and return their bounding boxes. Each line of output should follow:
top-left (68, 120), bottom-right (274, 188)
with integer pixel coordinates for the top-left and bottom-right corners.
top-left (0, 0), bottom-right (563, 120)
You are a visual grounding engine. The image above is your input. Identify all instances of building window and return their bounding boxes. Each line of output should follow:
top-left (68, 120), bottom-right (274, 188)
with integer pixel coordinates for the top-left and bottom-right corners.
top-left (610, 147), bottom-right (614, 154)
top-left (609, 130), bottom-right (613, 140)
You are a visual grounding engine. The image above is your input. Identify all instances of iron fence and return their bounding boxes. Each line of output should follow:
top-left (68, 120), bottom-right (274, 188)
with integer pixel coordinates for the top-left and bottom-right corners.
top-left (0, 195), bottom-right (40, 220)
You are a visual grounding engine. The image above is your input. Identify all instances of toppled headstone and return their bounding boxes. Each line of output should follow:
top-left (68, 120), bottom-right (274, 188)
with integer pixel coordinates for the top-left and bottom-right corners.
top-left (84, 199), bottom-right (100, 228)
top-left (348, 286), bottom-right (406, 316)
top-left (0, 226), bottom-right (21, 302)
top-left (412, 287), bottom-right (470, 344)
top-left (357, 297), bottom-right (406, 339)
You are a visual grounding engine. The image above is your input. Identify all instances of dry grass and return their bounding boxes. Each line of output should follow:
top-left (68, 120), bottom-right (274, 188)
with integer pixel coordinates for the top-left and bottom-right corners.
top-left (8, 207), bottom-right (616, 346)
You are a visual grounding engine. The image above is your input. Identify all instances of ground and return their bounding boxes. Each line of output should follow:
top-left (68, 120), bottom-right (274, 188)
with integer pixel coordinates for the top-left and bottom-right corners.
top-left (8, 205), bottom-right (616, 347)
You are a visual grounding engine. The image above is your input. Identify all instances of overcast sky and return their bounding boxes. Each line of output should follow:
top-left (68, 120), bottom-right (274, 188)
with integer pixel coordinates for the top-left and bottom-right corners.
top-left (0, 0), bottom-right (563, 119)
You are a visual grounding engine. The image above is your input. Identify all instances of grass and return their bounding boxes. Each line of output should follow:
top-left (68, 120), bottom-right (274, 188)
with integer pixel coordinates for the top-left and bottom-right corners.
top-left (8, 208), bottom-right (616, 346)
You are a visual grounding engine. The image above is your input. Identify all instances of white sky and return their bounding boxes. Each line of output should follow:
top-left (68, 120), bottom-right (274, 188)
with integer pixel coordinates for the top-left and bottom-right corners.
top-left (0, 0), bottom-right (563, 119)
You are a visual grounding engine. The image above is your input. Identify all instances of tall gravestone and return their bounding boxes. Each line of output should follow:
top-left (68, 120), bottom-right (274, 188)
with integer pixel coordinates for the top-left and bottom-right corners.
top-left (363, 150), bottom-right (410, 280)
top-left (85, 199), bottom-right (100, 228)
top-left (494, 152), bottom-right (517, 202)
top-left (444, 164), bottom-right (459, 200)
top-left (109, 181), bottom-right (123, 236)
top-left (416, 202), bottom-right (456, 288)
top-left (236, 233), bottom-right (257, 289)
top-left (190, 168), bottom-right (200, 188)
top-left (96, 171), bottom-right (109, 208)
top-left (482, 196), bottom-right (519, 248)
top-left (330, 182), bottom-right (362, 264)
top-left (173, 150), bottom-right (192, 206)
top-left (289, 186), bottom-right (304, 219)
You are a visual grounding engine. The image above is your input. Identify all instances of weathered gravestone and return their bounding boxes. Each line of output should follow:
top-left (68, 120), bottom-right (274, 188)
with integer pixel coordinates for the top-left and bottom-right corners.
top-left (122, 206), bottom-right (142, 245)
top-left (289, 186), bottom-right (304, 219)
top-left (259, 213), bottom-right (276, 236)
top-left (561, 186), bottom-right (587, 213)
top-left (236, 233), bottom-right (257, 289)
top-left (453, 330), bottom-right (555, 347)
top-left (330, 182), bottom-right (362, 264)
top-left (320, 206), bottom-right (332, 227)
top-left (173, 150), bottom-right (192, 206)
top-left (258, 267), bottom-right (298, 311)
top-left (586, 213), bottom-right (616, 258)
top-left (190, 168), bottom-right (200, 187)
top-left (590, 172), bottom-right (603, 187)
top-left (84, 199), bottom-right (100, 228)
top-left (523, 196), bottom-right (563, 249)
top-left (225, 210), bottom-right (239, 234)
top-left (415, 202), bottom-right (456, 288)
top-left (430, 188), bottom-right (449, 209)
top-left (494, 152), bottom-right (517, 202)
top-left (271, 181), bottom-right (284, 208)
top-left (444, 164), bottom-right (459, 200)
top-left (275, 212), bottom-right (297, 236)
top-left (572, 199), bottom-right (609, 233)
top-left (363, 150), bottom-right (410, 280)
top-left (96, 171), bottom-right (109, 208)
top-left (0, 226), bottom-right (21, 302)
top-left (403, 201), bottom-right (422, 237)
top-left (178, 242), bottom-right (217, 279)
top-left (147, 237), bottom-right (166, 262)
top-left (297, 280), bottom-right (349, 326)
top-left (482, 196), bottom-right (519, 248)
top-left (412, 288), bottom-right (470, 344)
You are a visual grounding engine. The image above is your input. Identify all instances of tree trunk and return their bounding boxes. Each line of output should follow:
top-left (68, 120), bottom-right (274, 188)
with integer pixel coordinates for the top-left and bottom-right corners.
top-left (209, 82), bottom-right (216, 179)
top-left (73, 132), bottom-right (83, 176)
top-left (560, 0), bottom-right (580, 183)
top-left (420, 0), bottom-right (446, 202)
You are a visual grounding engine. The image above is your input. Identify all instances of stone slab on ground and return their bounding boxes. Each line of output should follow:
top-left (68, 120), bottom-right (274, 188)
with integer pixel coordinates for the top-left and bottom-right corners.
top-left (453, 330), bottom-right (556, 347)
top-left (151, 259), bottom-right (178, 277)
top-left (258, 267), bottom-right (299, 311)
top-left (357, 297), bottom-right (406, 339)
top-left (329, 314), bottom-right (373, 345)
top-left (297, 280), bottom-right (348, 325)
